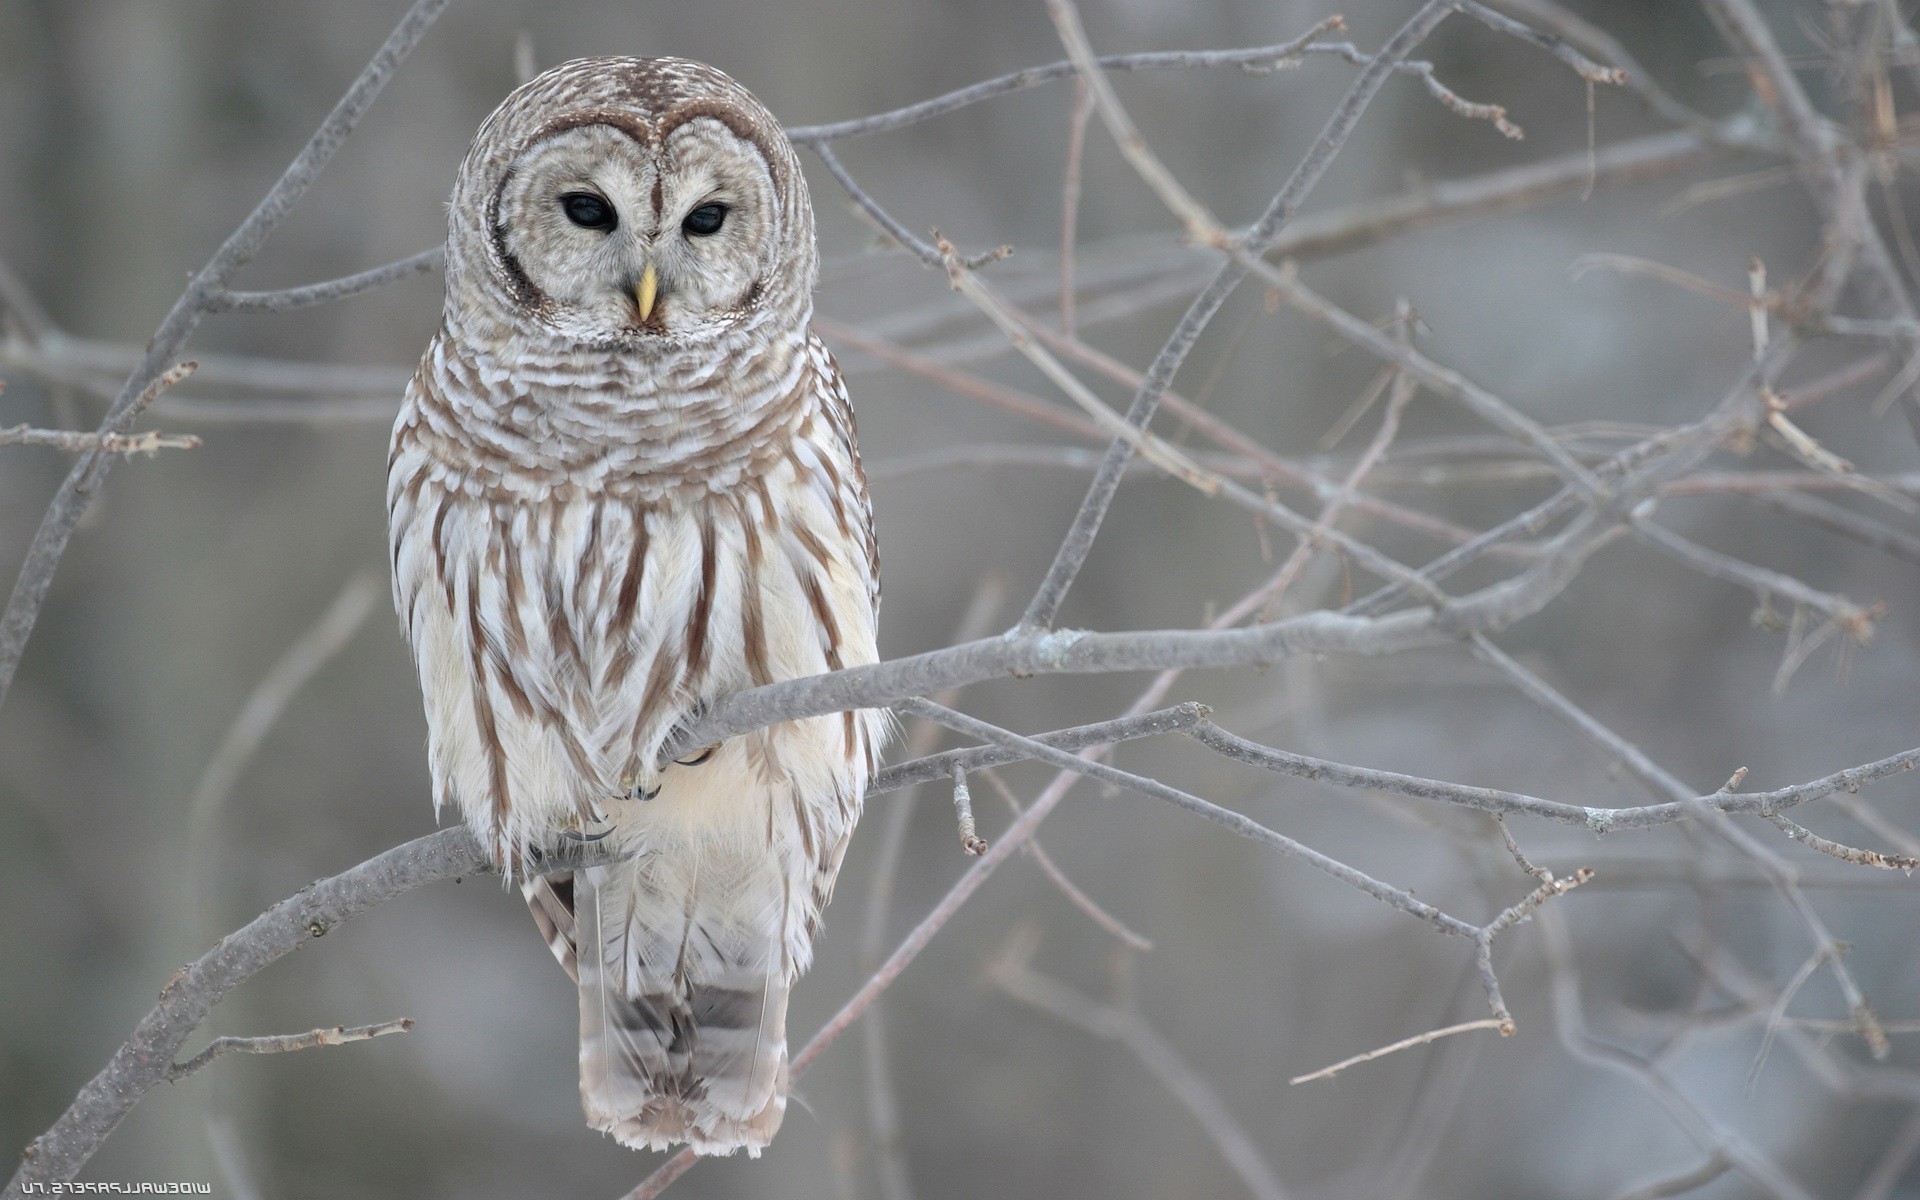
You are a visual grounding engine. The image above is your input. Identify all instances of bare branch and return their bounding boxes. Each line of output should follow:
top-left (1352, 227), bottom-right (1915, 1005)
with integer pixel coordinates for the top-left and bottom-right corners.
top-left (1058, 78), bottom-right (1094, 334)
top-left (1259, 263), bottom-right (1605, 497)
top-left (856, 577), bottom-right (1006, 1200)
top-left (785, 32), bottom-right (1350, 145)
top-left (897, 697), bottom-right (1483, 940)
top-left (1187, 719), bottom-right (1920, 833)
top-left (1700, 0), bottom-right (1920, 441)
top-left (4, 827), bottom-right (490, 1198)
top-left (869, 703), bottom-right (1211, 797)
top-left (1289, 1018), bottom-right (1511, 1085)
top-left (1468, 633), bottom-right (1893, 1057)
top-left (1470, 0), bottom-right (1719, 134)
top-left (975, 769), bottom-right (1154, 952)
top-left (1045, 0), bottom-right (1227, 243)
top-left (1608, 1155), bottom-right (1734, 1200)
top-left (990, 933), bottom-right (1289, 1200)
top-left (948, 764), bottom-right (987, 856)
top-left (1764, 814), bottom-right (1920, 871)
top-left (0, 425), bottom-right (199, 454)
top-left (166, 1019), bottom-right (414, 1082)
top-left (206, 247), bottom-right (444, 313)
top-left (1630, 517), bottom-right (1881, 641)
top-left (1017, 0), bottom-right (1462, 631)
top-left (0, 0), bottom-right (450, 716)
top-left (184, 575), bottom-right (383, 940)
top-left (1537, 909), bottom-right (1822, 1200)
top-left (19, 725), bottom-right (1910, 1197)
top-left (935, 236), bottom-right (1220, 490)
top-left (1458, 1), bottom-right (1628, 84)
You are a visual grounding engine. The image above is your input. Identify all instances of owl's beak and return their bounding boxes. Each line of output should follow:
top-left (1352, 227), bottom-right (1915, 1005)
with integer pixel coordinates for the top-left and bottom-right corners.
top-left (634, 264), bottom-right (659, 323)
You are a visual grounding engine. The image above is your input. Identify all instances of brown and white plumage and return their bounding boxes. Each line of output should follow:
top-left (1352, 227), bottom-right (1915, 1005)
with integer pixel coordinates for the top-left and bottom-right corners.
top-left (386, 57), bottom-right (883, 1155)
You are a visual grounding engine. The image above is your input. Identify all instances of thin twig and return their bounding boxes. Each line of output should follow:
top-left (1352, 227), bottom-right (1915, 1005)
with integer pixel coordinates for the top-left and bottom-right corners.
top-left (1058, 78), bottom-right (1094, 334)
top-left (1188, 719), bottom-right (1920, 833)
top-left (1537, 909), bottom-right (1823, 1200)
top-left (990, 934), bottom-right (1289, 1200)
top-left (166, 1019), bottom-right (413, 1082)
top-left (1468, 635), bottom-right (1894, 1059)
top-left (897, 698), bottom-right (1483, 941)
top-left (1764, 813), bottom-right (1920, 870)
top-left (0, 425), bottom-right (200, 454)
top-left (948, 765), bottom-right (987, 856)
top-left (857, 576), bottom-right (1005, 1200)
top-left (206, 247), bottom-right (444, 313)
top-left (976, 769), bottom-right (1154, 952)
top-left (786, 35), bottom-right (1352, 145)
top-left (1289, 1018), bottom-right (1510, 1084)
top-left (934, 236), bottom-right (1221, 491)
top-left (184, 574), bottom-right (383, 941)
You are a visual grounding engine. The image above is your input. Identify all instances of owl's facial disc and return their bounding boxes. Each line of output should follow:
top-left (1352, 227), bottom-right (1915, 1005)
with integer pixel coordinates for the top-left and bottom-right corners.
top-left (492, 119), bottom-right (782, 347)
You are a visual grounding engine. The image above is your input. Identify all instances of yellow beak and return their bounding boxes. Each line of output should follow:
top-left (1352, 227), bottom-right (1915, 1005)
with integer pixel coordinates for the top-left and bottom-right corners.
top-left (635, 263), bottom-right (659, 322)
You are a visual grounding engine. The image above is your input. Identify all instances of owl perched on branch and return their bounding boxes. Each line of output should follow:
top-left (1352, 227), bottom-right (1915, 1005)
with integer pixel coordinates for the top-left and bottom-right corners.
top-left (386, 57), bottom-right (884, 1156)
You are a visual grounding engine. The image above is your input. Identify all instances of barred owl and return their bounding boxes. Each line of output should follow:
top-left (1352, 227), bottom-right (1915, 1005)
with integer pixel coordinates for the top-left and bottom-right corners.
top-left (386, 57), bottom-right (884, 1156)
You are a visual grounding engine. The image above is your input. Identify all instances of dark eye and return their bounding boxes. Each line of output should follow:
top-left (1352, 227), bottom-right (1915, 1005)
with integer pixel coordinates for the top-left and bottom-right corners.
top-left (559, 192), bottom-right (617, 231)
top-left (682, 203), bottom-right (728, 237)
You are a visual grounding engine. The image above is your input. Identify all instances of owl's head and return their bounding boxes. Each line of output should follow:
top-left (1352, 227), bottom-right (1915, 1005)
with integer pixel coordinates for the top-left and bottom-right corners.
top-left (445, 57), bottom-right (814, 350)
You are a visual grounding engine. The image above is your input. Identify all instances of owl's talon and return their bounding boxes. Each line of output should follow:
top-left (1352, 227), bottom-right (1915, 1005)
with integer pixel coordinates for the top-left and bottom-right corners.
top-left (674, 744), bottom-right (719, 767)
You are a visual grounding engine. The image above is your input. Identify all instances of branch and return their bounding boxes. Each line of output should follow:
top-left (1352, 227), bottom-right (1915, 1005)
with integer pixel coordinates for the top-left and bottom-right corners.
top-left (989, 932), bottom-right (1288, 1200)
top-left (165, 1019), bottom-right (414, 1082)
top-left (784, 32), bottom-right (1350, 144)
top-left (868, 703), bottom-right (1209, 795)
top-left (1538, 910), bottom-right (1823, 1200)
top-left (5, 826), bottom-right (491, 1198)
top-left (1630, 518), bottom-right (1880, 640)
top-left (1289, 1018), bottom-right (1511, 1085)
top-left (897, 698), bottom-right (1482, 940)
top-left (1186, 720), bottom-right (1920, 833)
top-left (206, 247), bottom-right (445, 313)
top-left (0, 0), bottom-right (450, 715)
top-left (0, 425), bottom-right (199, 454)
top-left (1470, 0), bottom-right (1721, 135)
top-left (24, 715), bottom-right (1914, 1195)
top-left (1016, 0), bottom-right (1461, 631)
top-left (1700, 0), bottom-right (1920, 441)
top-left (974, 769), bottom-right (1154, 952)
top-left (1764, 814), bottom-right (1920, 871)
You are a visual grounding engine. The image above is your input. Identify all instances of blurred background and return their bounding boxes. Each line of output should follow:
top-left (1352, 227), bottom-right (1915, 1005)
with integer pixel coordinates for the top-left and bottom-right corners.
top-left (4, 0), bottom-right (1919, 1196)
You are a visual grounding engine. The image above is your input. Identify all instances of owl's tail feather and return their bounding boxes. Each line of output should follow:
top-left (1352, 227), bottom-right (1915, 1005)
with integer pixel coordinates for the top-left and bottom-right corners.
top-left (522, 871), bottom-right (579, 983)
top-left (551, 857), bottom-right (791, 1156)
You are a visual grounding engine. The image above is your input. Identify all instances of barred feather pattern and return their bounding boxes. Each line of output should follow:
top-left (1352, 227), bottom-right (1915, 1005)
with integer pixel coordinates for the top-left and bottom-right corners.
top-left (386, 57), bottom-right (882, 1157)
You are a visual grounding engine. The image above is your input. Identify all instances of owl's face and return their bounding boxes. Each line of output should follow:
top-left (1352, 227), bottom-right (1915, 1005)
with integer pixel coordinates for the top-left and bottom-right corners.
top-left (447, 59), bottom-right (814, 353)
top-left (494, 119), bottom-right (782, 345)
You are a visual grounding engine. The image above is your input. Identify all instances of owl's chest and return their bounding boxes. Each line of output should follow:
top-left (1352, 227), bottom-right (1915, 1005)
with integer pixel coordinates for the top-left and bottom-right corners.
top-left (390, 440), bottom-right (875, 779)
top-left (394, 331), bottom-right (812, 503)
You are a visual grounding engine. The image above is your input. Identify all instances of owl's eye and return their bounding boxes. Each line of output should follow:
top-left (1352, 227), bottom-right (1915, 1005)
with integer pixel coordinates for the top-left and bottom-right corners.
top-left (682, 203), bottom-right (728, 237)
top-left (559, 192), bottom-right (617, 232)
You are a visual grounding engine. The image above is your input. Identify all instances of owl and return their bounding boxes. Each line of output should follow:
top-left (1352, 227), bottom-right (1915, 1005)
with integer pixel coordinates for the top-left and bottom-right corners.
top-left (386, 57), bottom-right (884, 1156)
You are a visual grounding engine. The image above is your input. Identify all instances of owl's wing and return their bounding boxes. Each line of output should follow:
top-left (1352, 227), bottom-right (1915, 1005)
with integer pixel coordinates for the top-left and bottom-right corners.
top-left (808, 334), bottom-right (880, 613)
